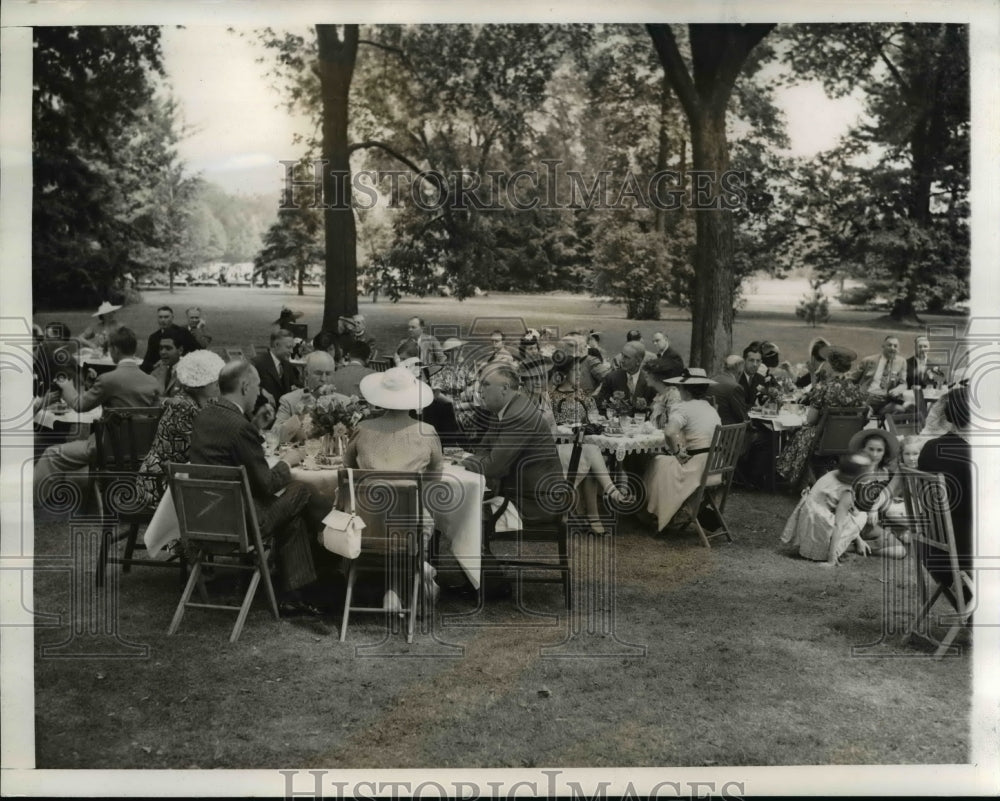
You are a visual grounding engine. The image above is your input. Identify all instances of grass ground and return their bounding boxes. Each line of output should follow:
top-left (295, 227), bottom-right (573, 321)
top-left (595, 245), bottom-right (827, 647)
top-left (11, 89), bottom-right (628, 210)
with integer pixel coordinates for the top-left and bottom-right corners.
top-left (29, 288), bottom-right (972, 769)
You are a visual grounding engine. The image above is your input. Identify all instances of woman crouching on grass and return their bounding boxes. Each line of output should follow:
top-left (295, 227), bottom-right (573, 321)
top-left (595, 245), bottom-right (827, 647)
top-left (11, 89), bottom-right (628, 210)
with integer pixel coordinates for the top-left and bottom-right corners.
top-left (780, 453), bottom-right (875, 566)
top-left (848, 429), bottom-right (907, 559)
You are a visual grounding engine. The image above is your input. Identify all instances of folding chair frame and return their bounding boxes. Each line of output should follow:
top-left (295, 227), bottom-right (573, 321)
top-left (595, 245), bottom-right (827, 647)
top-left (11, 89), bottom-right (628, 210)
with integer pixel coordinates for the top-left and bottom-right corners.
top-left (681, 422), bottom-right (747, 548)
top-left (165, 463), bottom-right (279, 643)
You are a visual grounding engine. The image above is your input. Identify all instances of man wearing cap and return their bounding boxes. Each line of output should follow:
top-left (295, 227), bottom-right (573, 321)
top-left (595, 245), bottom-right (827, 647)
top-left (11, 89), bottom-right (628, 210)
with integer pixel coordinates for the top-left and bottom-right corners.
top-left (189, 360), bottom-right (330, 616)
top-left (707, 355), bottom-right (749, 427)
top-left (80, 301), bottom-right (124, 355)
top-left (140, 306), bottom-right (200, 373)
top-left (251, 329), bottom-right (299, 408)
top-left (394, 317), bottom-right (445, 366)
top-left (273, 351), bottom-right (348, 442)
top-left (150, 334), bottom-right (186, 398)
top-left (34, 327), bottom-right (161, 505)
top-left (850, 335), bottom-right (907, 416)
top-left (596, 341), bottom-right (657, 415)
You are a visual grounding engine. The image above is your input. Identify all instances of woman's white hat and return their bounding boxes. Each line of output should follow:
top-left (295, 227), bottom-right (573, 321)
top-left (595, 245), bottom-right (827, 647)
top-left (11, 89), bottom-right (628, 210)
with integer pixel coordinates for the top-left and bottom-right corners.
top-left (665, 367), bottom-right (717, 385)
top-left (92, 301), bottom-right (122, 317)
top-left (175, 349), bottom-right (225, 388)
top-left (360, 366), bottom-right (433, 410)
top-left (442, 337), bottom-right (466, 351)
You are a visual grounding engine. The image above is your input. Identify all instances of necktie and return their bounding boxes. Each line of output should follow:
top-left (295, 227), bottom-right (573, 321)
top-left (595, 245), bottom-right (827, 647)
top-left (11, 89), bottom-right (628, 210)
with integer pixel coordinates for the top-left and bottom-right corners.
top-left (879, 360), bottom-right (891, 390)
top-left (165, 365), bottom-right (172, 389)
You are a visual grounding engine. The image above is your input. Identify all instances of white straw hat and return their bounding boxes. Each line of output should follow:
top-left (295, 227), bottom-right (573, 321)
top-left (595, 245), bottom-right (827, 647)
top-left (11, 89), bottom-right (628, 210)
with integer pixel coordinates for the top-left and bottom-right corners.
top-left (665, 367), bottom-right (717, 385)
top-left (442, 337), bottom-right (466, 351)
top-left (360, 366), bottom-right (433, 410)
top-left (92, 301), bottom-right (122, 317)
top-left (175, 349), bottom-right (225, 388)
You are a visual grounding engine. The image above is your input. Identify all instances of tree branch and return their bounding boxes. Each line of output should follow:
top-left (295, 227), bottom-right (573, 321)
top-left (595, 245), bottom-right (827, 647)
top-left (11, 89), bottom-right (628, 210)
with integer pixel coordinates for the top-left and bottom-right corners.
top-left (348, 139), bottom-right (424, 174)
top-left (647, 24), bottom-right (700, 120)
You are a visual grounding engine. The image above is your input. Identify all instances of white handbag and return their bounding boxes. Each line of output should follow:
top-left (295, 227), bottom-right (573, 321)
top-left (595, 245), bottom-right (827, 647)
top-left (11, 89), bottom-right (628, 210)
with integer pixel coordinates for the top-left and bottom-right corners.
top-left (320, 468), bottom-right (365, 559)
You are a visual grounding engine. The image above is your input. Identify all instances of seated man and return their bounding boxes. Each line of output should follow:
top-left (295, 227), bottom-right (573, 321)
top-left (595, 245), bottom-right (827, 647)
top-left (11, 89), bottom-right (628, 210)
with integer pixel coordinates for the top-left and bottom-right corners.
top-left (150, 334), bottom-right (186, 398)
top-left (34, 327), bottom-right (161, 505)
top-left (251, 328), bottom-right (299, 408)
top-left (273, 351), bottom-right (348, 443)
top-left (332, 339), bottom-right (374, 397)
top-left (851, 335), bottom-right (907, 417)
top-left (596, 341), bottom-right (657, 415)
top-left (139, 305), bottom-right (200, 373)
top-left (650, 331), bottom-right (685, 375)
top-left (738, 342), bottom-right (767, 406)
top-left (906, 334), bottom-right (947, 389)
top-left (708, 355), bottom-right (750, 427)
top-left (462, 363), bottom-right (568, 594)
top-left (189, 360), bottom-right (330, 614)
top-left (394, 317), bottom-right (445, 366)
top-left (184, 306), bottom-right (213, 348)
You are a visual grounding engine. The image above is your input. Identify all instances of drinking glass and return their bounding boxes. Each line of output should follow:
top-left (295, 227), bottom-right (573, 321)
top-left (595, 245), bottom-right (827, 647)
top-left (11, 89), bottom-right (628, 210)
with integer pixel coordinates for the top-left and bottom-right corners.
top-left (263, 431), bottom-right (279, 456)
top-left (303, 437), bottom-right (322, 464)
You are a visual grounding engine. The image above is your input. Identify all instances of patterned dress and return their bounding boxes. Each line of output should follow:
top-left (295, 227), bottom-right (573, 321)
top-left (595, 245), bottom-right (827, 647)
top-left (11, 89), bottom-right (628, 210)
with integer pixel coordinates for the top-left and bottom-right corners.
top-left (548, 386), bottom-right (598, 426)
top-left (775, 375), bottom-right (869, 485)
top-left (135, 394), bottom-right (200, 508)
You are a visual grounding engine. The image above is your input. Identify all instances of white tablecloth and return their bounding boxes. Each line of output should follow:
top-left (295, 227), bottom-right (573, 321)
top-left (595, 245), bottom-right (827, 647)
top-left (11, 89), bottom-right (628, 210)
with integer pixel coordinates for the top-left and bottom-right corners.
top-left (748, 410), bottom-right (807, 431)
top-left (143, 461), bottom-right (486, 589)
top-left (555, 426), bottom-right (666, 461)
top-left (33, 405), bottom-right (103, 429)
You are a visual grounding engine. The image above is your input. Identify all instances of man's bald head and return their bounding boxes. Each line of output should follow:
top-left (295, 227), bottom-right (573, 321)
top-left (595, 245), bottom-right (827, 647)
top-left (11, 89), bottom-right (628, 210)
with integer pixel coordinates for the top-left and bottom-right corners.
top-left (304, 350), bottom-right (337, 390)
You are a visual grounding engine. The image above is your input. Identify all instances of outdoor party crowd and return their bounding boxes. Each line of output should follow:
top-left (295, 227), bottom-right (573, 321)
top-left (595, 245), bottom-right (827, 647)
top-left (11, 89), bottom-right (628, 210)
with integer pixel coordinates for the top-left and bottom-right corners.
top-left (30, 299), bottom-right (973, 621)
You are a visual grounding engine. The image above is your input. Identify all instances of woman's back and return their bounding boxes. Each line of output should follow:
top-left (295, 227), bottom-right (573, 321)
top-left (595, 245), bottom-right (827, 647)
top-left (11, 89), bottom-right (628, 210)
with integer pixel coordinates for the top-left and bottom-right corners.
top-left (346, 415), bottom-right (443, 473)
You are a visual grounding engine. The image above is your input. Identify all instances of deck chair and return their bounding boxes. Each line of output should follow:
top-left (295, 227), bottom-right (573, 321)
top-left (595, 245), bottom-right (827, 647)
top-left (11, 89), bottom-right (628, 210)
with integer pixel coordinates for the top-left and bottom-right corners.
top-left (899, 467), bottom-right (973, 657)
top-left (487, 425), bottom-right (584, 608)
top-left (885, 410), bottom-right (920, 438)
top-left (807, 406), bottom-right (869, 482)
top-left (93, 406), bottom-right (177, 586)
top-left (680, 422), bottom-right (747, 548)
top-left (368, 357), bottom-right (393, 373)
top-left (285, 322), bottom-right (308, 341)
top-left (165, 463), bottom-right (279, 643)
top-left (337, 469), bottom-right (428, 643)
top-left (224, 348), bottom-right (246, 361)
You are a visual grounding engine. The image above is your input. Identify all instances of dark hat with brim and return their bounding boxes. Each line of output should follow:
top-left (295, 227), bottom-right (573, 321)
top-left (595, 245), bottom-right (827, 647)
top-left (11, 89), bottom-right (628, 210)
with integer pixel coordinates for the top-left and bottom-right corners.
top-left (849, 428), bottom-right (900, 463)
top-left (665, 367), bottom-right (717, 385)
top-left (817, 344), bottom-right (858, 372)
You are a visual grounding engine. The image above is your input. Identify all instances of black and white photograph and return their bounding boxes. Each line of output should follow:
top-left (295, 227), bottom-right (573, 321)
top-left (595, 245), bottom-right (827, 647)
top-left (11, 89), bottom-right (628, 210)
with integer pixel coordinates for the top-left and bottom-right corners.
top-left (2, 0), bottom-right (998, 797)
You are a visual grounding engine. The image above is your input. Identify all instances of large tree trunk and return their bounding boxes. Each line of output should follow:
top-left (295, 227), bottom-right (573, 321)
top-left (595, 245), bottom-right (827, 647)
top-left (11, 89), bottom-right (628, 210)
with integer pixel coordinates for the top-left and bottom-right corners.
top-left (316, 25), bottom-right (359, 334)
top-left (648, 23), bottom-right (774, 371)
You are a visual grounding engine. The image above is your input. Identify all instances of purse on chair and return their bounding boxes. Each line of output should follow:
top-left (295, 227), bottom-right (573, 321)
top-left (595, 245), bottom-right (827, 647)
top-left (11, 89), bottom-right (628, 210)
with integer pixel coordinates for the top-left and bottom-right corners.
top-left (320, 468), bottom-right (366, 559)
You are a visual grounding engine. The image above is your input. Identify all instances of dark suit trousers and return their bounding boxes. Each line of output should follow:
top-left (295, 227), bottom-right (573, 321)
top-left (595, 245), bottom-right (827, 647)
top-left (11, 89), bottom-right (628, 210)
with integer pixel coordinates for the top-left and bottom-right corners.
top-left (255, 481), bottom-right (324, 592)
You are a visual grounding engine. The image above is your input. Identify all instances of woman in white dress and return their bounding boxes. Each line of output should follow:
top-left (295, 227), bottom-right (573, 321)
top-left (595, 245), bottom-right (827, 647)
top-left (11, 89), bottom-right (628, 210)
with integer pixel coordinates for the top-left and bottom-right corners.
top-left (644, 368), bottom-right (721, 533)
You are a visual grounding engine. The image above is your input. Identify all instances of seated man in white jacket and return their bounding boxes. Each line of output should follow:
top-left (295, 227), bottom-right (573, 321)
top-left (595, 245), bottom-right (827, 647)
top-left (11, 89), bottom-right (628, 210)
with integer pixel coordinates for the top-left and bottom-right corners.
top-left (274, 350), bottom-right (349, 443)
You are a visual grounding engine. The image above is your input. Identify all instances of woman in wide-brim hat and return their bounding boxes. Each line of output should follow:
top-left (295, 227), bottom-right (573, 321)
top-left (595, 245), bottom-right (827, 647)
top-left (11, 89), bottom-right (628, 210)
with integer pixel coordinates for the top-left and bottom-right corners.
top-left (80, 301), bottom-right (124, 355)
top-left (345, 366), bottom-right (443, 613)
top-left (135, 349), bottom-right (225, 508)
top-left (644, 367), bottom-right (722, 534)
top-left (847, 428), bottom-right (908, 559)
top-left (776, 344), bottom-right (870, 488)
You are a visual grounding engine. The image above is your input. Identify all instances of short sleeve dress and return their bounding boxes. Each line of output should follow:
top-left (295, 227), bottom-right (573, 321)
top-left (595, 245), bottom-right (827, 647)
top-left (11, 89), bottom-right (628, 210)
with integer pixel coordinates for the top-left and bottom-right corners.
top-left (780, 469), bottom-right (867, 561)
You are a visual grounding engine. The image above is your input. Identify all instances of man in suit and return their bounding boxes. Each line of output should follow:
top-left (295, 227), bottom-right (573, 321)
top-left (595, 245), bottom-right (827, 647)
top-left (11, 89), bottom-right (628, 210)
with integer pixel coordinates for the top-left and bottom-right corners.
top-left (596, 342), bottom-right (657, 414)
top-left (610, 329), bottom-right (656, 370)
top-left (35, 327), bottom-right (161, 504)
top-left (651, 332), bottom-right (686, 376)
top-left (150, 334), bottom-right (185, 398)
top-left (251, 329), bottom-right (299, 407)
top-left (184, 306), bottom-right (212, 348)
top-left (394, 317), bottom-right (445, 366)
top-left (189, 360), bottom-right (331, 614)
top-left (139, 305), bottom-right (199, 373)
top-left (332, 339), bottom-right (374, 398)
top-left (916, 386), bottom-right (973, 602)
top-left (273, 351), bottom-right (349, 442)
top-left (850, 335), bottom-right (908, 416)
top-left (906, 335), bottom-right (947, 389)
top-left (707, 355), bottom-right (749, 426)
top-left (738, 343), bottom-right (767, 406)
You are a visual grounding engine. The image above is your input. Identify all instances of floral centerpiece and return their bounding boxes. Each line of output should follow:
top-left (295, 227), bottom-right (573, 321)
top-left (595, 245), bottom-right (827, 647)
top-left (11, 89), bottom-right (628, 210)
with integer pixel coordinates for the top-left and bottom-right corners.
top-left (302, 385), bottom-right (373, 457)
top-left (606, 390), bottom-right (633, 418)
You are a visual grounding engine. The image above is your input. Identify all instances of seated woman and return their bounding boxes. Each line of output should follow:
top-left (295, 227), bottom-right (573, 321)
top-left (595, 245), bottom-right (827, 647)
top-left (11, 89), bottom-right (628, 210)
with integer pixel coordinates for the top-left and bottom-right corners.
top-left (795, 337), bottom-right (832, 389)
top-left (642, 357), bottom-right (683, 430)
top-left (780, 452), bottom-right (875, 566)
top-left (135, 349), bottom-right (225, 508)
top-left (345, 367), bottom-right (442, 612)
top-left (643, 368), bottom-right (721, 534)
top-left (776, 344), bottom-right (870, 487)
top-left (543, 355), bottom-right (625, 534)
top-left (848, 429), bottom-right (906, 559)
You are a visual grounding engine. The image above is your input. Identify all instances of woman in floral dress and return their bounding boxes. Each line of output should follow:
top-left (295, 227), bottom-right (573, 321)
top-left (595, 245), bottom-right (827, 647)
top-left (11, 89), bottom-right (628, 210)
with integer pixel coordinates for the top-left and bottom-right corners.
top-left (775, 345), bottom-right (869, 487)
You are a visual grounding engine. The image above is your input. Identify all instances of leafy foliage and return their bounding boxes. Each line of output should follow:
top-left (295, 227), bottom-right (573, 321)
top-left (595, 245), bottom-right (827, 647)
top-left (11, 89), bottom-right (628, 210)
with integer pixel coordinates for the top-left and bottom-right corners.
top-left (795, 280), bottom-right (832, 326)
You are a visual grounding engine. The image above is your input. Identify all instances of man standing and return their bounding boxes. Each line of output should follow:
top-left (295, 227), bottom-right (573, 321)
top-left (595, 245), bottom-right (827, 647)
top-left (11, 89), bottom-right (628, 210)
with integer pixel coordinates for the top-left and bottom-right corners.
top-left (597, 341), bottom-right (657, 414)
top-left (906, 335), bottom-right (946, 389)
top-left (707, 355), bottom-right (749, 426)
top-left (851, 335), bottom-right (907, 416)
top-left (738, 343), bottom-right (767, 406)
top-left (273, 351), bottom-right (348, 441)
top-left (140, 306), bottom-right (199, 373)
top-left (650, 331), bottom-right (686, 377)
top-left (394, 317), bottom-right (445, 366)
top-left (185, 306), bottom-right (212, 348)
top-left (251, 329), bottom-right (298, 406)
top-left (150, 335), bottom-right (185, 398)
top-left (35, 327), bottom-right (161, 503)
top-left (189, 361), bottom-right (328, 614)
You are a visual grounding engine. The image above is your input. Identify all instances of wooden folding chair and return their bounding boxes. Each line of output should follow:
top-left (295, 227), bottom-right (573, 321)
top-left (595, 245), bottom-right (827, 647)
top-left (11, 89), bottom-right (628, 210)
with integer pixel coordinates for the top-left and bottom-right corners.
top-left (885, 411), bottom-right (920, 438)
top-left (807, 406), bottom-right (869, 482)
top-left (899, 467), bottom-right (973, 657)
top-left (337, 469), bottom-right (428, 643)
top-left (681, 422), bottom-right (748, 548)
top-left (165, 463), bottom-right (279, 643)
top-left (487, 426), bottom-right (584, 608)
top-left (93, 406), bottom-right (178, 586)
top-left (368, 357), bottom-right (393, 373)
top-left (224, 348), bottom-right (246, 361)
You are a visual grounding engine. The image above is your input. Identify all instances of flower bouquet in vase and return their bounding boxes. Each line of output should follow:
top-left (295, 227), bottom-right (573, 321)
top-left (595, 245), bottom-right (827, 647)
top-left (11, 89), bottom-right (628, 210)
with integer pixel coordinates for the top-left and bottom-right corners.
top-left (308, 387), bottom-right (373, 460)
